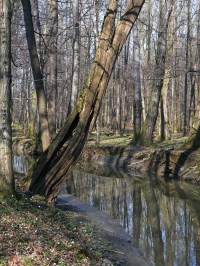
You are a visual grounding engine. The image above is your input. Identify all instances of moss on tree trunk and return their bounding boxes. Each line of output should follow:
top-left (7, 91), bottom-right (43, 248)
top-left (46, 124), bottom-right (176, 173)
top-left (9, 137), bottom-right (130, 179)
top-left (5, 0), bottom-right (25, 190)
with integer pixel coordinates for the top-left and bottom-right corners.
top-left (29, 0), bottom-right (145, 201)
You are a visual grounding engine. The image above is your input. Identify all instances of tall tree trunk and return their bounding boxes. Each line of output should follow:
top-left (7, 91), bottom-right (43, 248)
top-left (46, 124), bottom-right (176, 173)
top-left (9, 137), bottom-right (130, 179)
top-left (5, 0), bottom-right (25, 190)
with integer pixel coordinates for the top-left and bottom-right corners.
top-left (48, 0), bottom-right (58, 139)
top-left (0, 0), bottom-right (14, 198)
top-left (147, 0), bottom-right (151, 62)
top-left (94, 0), bottom-right (100, 145)
top-left (29, 0), bottom-right (145, 200)
top-left (32, 0), bottom-right (43, 70)
top-left (183, 0), bottom-right (191, 136)
top-left (21, 0), bottom-right (51, 151)
top-left (160, 2), bottom-right (175, 141)
top-left (69, 0), bottom-right (80, 113)
top-left (160, 69), bottom-right (169, 141)
top-left (132, 25), bottom-right (142, 143)
top-left (142, 0), bottom-right (172, 144)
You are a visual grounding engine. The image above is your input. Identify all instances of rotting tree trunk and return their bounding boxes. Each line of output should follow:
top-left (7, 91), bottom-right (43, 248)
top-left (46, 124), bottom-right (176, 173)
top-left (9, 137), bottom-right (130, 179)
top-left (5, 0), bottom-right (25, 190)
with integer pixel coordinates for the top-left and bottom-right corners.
top-left (0, 0), bottom-right (14, 198)
top-left (21, 0), bottom-right (51, 151)
top-left (29, 0), bottom-right (145, 200)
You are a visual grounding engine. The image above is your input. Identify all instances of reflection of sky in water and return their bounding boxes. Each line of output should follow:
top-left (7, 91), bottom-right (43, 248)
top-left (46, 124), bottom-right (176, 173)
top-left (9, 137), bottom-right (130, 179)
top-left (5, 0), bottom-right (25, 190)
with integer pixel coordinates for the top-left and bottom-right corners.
top-left (13, 155), bottom-right (30, 175)
top-left (13, 155), bottom-right (200, 266)
top-left (67, 170), bottom-right (200, 266)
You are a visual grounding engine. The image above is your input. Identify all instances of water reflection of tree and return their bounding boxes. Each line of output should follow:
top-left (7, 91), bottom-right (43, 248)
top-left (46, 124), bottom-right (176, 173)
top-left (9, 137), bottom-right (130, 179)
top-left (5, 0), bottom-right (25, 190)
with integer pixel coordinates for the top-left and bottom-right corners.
top-left (161, 195), bottom-right (173, 265)
top-left (132, 185), bottom-right (142, 247)
top-left (13, 155), bottom-right (32, 175)
top-left (67, 170), bottom-right (200, 265)
top-left (145, 186), bottom-right (165, 266)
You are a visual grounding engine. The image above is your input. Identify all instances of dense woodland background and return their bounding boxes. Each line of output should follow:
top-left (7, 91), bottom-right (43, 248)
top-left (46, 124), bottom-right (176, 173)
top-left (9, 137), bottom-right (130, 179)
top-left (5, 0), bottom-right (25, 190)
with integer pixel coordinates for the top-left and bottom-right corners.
top-left (11, 0), bottom-right (200, 144)
top-left (0, 2), bottom-right (199, 264)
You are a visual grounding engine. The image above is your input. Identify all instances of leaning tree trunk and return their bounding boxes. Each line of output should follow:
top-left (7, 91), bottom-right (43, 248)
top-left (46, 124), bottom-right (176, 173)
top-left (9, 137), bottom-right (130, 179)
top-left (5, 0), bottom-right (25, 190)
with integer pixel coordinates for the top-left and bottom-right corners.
top-left (0, 0), bottom-right (14, 198)
top-left (21, 0), bottom-right (51, 151)
top-left (29, 0), bottom-right (145, 201)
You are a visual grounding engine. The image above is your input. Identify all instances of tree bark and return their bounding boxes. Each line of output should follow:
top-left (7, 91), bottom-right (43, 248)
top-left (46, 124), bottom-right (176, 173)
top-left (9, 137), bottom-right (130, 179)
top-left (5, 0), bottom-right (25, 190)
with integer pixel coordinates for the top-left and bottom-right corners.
top-left (21, 0), bottom-right (51, 151)
top-left (94, 0), bottom-right (101, 144)
top-left (0, 0), bottom-right (14, 198)
top-left (69, 0), bottom-right (80, 113)
top-left (29, 0), bottom-right (145, 200)
top-left (142, 0), bottom-right (172, 144)
top-left (132, 25), bottom-right (142, 143)
top-left (48, 0), bottom-right (58, 139)
top-left (183, 0), bottom-right (191, 136)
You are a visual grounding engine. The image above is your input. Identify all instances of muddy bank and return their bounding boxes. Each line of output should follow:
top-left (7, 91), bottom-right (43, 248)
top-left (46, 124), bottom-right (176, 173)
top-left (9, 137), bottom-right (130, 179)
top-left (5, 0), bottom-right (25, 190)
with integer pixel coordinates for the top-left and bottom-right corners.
top-left (55, 193), bottom-right (149, 266)
top-left (79, 143), bottom-right (200, 183)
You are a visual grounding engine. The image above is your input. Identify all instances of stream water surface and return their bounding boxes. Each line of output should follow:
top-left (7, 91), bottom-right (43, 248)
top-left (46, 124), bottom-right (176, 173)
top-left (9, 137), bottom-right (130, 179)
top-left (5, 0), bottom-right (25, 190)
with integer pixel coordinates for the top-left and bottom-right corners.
top-left (13, 156), bottom-right (200, 266)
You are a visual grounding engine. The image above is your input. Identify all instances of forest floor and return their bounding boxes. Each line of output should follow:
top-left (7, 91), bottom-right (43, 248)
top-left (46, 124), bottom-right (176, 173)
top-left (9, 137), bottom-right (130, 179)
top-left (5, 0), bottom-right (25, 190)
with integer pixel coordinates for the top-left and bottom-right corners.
top-left (0, 193), bottom-right (148, 266)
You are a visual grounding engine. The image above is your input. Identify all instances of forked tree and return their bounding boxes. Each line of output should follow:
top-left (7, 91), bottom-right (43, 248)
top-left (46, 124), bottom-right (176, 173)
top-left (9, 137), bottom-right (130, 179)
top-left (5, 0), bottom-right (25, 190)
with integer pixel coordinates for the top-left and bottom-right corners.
top-left (29, 0), bottom-right (145, 200)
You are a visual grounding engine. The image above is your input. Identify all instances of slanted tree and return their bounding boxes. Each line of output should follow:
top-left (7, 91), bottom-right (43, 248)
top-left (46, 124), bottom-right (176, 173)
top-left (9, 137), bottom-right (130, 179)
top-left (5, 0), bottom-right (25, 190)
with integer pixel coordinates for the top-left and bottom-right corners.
top-left (29, 0), bottom-right (145, 200)
top-left (0, 0), bottom-right (14, 198)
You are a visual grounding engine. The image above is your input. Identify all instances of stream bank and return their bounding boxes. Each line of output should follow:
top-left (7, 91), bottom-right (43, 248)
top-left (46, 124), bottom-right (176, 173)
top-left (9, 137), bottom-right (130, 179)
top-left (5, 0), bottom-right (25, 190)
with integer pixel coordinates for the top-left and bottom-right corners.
top-left (12, 136), bottom-right (200, 183)
top-left (55, 193), bottom-right (149, 266)
top-left (78, 141), bottom-right (200, 183)
top-left (12, 137), bottom-right (200, 265)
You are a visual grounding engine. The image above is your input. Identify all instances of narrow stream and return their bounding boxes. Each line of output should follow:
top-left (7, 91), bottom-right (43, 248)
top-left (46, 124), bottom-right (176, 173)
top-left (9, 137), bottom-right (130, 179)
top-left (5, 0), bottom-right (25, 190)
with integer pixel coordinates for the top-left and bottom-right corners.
top-left (13, 157), bottom-right (200, 266)
top-left (66, 170), bottom-right (200, 266)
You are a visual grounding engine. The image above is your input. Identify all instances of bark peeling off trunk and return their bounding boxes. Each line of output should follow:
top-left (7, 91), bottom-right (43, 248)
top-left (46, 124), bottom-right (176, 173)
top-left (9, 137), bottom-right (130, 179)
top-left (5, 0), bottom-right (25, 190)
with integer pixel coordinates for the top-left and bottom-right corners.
top-left (29, 0), bottom-right (145, 201)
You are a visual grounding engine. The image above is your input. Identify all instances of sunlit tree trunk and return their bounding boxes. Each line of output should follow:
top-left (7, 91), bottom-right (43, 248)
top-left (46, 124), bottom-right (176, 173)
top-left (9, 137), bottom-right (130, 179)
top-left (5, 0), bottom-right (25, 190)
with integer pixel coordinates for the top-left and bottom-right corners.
top-left (29, 0), bottom-right (145, 200)
top-left (160, 1), bottom-right (175, 141)
top-left (195, 8), bottom-right (200, 134)
top-left (94, 0), bottom-right (100, 145)
top-left (21, 0), bottom-right (51, 151)
top-left (146, 0), bottom-right (151, 63)
top-left (183, 0), bottom-right (191, 136)
top-left (69, 0), bottom-right (80, 113)
top-left (142, 0), bottom-right (172, 144)
top-left (169, 3), bottom-right (177, 141)
top-left (0, 0), bottom-right (14, 198)
top-left (160, 70), bottom-right (172, 140)
top-left (132, 25), bottom-right (142, 143)
top-left (188, 4), bottom-right (200, 146)
top-left (29, 89), bottom-right (37, 138)
top-left (48, 0), bottom-right (58, 139)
